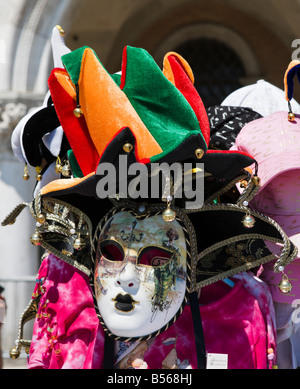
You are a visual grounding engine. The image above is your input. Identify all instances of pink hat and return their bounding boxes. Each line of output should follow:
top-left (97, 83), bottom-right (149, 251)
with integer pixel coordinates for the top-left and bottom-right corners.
top-left (232, 111), bottom-right (300, 302)
top-left (233, 111), bottom-right (300, 190)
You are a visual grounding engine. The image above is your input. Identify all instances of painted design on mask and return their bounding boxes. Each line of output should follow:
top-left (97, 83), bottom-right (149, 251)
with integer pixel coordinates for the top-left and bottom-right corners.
top-left (94, 211), bottom-right (187, 338)
top-left (120, 220), bottom-right (144, 242)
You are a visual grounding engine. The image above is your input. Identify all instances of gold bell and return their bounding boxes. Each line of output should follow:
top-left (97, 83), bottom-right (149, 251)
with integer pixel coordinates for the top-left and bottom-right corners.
top-left (55, 156), bottom-right (63, 174)
top-left (251, 175), bottom-right (261, 186)
top-left (61, 161), bottom-right (71, 177)
top-left (73, 106), bottom-right (83, 118)
top-left (35, 166), bottom-right (43, 181)
top-left (30, 230), bottom-right (42, 246)
top-left (74, 84), bottom-right (83, 117)
top-left (162, 197), bottom-right (176, 222)
top-left (56, 25), bottom-right (65, 36)
top-left (23, 172), bottom-right (30, 180)
top-left (288, 101), bottom-right (295, 122)
top-left (288, 112), bottom-right (295, 122)
top-left (279, 274), bottom-right (292, 293)
top-left (239, 180), bottom-right (248, 188)
top-left (162, 207), bottom-right (176, 222)
top-left (23, 164), bottom-right (30, 180)
top-left (242, 212), bottom-right (255, 228)
top-left (73, 236), bottom-right (85, 250)
top-left (55, 163), bottom-right (62, 174)
top-left (123, 143), bottom-right (133, 153)
top-left (195, 148), bottom-right (204, 159)
top-left (36, 213), bottom-right (46, 224)
top-left (9, 346), bottom-right (21, 359)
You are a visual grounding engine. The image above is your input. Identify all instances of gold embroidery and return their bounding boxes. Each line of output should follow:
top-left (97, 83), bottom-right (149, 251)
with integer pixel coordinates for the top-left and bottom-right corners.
top-left (226, 243), bottom-right (255, 267)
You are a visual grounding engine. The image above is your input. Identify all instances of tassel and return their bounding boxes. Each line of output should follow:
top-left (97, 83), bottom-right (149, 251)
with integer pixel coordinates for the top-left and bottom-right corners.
top-left (1, 203), bottom-right (28, 226)
top-left (9, 296), bottom-right (41, 359)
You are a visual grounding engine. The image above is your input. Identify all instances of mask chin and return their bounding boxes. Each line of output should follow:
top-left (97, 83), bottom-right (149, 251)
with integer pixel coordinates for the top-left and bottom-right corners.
top-left (92, 203), bottom-right (196, 341)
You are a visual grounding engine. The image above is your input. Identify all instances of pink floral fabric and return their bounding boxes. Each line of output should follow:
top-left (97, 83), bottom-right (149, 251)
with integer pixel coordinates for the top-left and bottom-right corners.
top-left (28, 253), bottom-right (104, 369)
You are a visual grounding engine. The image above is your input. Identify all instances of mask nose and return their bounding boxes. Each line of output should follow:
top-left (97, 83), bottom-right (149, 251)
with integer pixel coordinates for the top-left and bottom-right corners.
top-left (115, 261), bottom-right (139, 291)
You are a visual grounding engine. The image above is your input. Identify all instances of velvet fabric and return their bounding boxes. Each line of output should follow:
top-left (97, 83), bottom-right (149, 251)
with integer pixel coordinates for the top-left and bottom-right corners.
top-left (62, 46), bottom-right (163, 162)
top-left (47, 44), bottom-right (256, 184)
top-left (48, 68), bottom-right (100, 176)
top-left (67, 150), bottom-right (83, 178)
top-left (22, 105), bottom-right (62, 167)
top-left (61, 46), bottom-right (207, 163)
top-left (284, 60), bottom-right (300, 101)
top-left (162, 52), bottom-right (210, 147)
top-left (119, 46), bottom-right (207, 162)
top-left (28, 253), bottom-right (104, 369)
top-left (161, 52), bottom-right (256, 179)
top-left (11, 91), bottom-right (69, 169)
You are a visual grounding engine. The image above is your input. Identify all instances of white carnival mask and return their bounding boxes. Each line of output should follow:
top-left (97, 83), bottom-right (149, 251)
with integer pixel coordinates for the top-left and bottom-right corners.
top-left (94, 210), bottom-right (188, 339)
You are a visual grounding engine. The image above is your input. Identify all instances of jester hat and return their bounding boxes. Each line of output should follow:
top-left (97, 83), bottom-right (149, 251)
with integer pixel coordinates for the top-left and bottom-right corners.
top-left (48, 42), bottom-right (255, 181)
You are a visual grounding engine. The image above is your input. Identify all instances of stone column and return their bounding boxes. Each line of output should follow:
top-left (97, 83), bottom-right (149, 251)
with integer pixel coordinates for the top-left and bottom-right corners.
top-left (0, 98), bottom-right (42, 277)
top-left (0, 97), bottom-right (43, 356)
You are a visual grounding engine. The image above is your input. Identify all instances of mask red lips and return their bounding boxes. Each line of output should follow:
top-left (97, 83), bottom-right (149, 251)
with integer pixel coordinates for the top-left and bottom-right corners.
top-left (112, 293), bottom-right (139, 312)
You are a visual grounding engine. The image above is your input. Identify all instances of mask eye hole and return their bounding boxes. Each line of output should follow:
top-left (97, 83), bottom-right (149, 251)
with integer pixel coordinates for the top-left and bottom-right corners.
top-left (138, 247), bottom-right (173, 267)
top-left (99, 240), bottom-right (124, 262)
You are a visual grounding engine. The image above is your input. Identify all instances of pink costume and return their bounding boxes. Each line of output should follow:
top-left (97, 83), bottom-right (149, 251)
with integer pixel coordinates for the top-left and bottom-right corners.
top-left (28, 253), bottom-right (276, 369)
top-left (28, 253), bottom-right (104, 369)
